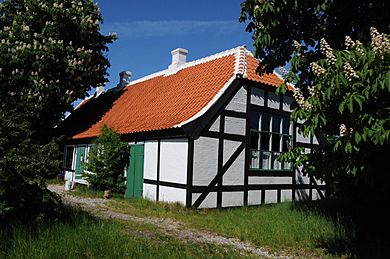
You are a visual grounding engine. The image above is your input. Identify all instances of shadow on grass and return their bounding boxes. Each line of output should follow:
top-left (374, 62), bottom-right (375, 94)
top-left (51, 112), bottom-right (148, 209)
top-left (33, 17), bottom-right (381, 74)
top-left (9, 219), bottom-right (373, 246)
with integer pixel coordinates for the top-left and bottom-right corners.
top-left (292, 197), bottom-right (390, 258)
top-left (0, 204), bottom-right (98, 255)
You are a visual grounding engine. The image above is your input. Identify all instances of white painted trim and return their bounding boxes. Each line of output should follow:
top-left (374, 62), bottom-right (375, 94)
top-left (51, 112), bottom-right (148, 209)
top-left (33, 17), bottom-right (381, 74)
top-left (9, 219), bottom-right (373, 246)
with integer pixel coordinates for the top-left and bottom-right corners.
top-left (173, 75), bottom-right (236, 128)
top-left (164, 46), bottom-right (239, 76)
top-left (74, 95), bottom-right (93, 110)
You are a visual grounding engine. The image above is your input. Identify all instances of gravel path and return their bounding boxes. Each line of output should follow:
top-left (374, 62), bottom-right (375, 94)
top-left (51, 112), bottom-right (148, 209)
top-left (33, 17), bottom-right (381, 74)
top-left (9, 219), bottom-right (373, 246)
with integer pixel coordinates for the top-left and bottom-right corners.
top-left (48, 184), bottom-right (290, 259)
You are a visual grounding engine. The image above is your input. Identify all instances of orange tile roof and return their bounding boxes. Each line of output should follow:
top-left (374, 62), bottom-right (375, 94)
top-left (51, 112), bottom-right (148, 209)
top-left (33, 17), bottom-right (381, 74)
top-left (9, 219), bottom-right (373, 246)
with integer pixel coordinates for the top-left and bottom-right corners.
top-left (64, 47), bottom-right (284, 139)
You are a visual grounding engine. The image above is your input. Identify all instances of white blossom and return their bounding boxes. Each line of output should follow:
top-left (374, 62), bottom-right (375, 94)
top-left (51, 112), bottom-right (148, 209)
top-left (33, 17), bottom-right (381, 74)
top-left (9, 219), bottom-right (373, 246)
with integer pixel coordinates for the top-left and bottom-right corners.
top-left (355, 40), bottom-right (364, 55)
top-left (345, 36), bottom-right (355, 49)
top-left (343, 63), bottom-right (359, 81)
top-left (339, 124), bottom-right (347, 137)
top-left (320, 38), bottom-right (336, 65)
top-left (370, 27), bottom-right (390, 58)
top-left (293, 87), bottom-right (312, 111)
top-left (308, 86), bottom-right (318, 97)
top-left (293, 40), bottom-right (301, 50)
top-left (310, 62), bottom-right (326, 76)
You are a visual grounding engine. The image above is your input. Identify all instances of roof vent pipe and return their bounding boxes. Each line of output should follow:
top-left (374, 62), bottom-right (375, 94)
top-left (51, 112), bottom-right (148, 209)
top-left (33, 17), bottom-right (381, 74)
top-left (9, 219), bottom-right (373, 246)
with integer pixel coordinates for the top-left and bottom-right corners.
top-left (169, 48), bottom-right (188, 69)
top-left (118, 71), bottom-right (132, 88)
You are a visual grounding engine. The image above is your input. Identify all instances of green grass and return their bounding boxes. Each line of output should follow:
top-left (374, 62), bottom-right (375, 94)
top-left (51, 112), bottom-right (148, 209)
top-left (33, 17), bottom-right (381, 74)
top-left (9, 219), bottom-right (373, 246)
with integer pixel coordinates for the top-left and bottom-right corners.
top-left (64, 184), bottom-right (390, 257)
top-left (108, 198), bottom-right (351, 257)
top-left (69, 184), bottom-right (351, 257)
top-left (0, 207), bottom-right (251, 258)
top-left (46, 177), bottom-right (65, 185)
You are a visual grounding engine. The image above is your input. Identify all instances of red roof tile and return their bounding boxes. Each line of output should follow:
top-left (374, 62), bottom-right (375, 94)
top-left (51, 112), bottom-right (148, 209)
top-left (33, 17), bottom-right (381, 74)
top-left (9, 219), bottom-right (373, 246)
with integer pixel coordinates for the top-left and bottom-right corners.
top-left (64, 47), bottom-right (284, 139)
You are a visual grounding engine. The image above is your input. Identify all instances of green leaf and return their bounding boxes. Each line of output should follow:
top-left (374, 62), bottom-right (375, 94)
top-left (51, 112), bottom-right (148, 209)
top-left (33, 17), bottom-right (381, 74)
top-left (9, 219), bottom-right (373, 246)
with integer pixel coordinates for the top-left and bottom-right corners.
top-left (355, 131), bottom-right (361, 144)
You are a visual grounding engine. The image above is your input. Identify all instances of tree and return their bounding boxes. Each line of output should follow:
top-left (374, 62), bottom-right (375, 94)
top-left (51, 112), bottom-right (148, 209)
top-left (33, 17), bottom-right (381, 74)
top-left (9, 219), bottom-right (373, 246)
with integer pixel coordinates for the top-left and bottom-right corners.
top-left (0, 0), bottom-right (115, 221)
top-left (240, 0), bottom-right (389, 75)
top-left (84, 125), bottom-right (129, 193)
top-left (240, 1), bottom-right (390, 198)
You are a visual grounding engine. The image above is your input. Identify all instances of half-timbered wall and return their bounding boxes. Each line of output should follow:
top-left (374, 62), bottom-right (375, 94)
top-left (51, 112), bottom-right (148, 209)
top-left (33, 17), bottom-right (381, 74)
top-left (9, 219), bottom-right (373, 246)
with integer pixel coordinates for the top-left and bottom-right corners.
top-left (190, 83), bottom-right (326, 208)
top-left (142, 138), bottom-right (189, 205)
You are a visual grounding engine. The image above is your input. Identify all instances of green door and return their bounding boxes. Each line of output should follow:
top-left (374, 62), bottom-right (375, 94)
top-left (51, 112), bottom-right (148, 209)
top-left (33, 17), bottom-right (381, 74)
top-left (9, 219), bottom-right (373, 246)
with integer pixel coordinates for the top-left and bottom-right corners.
top-left (75, 146), bottom-right (86, 180)
top-left (125, 144), bottom-right (144, 198)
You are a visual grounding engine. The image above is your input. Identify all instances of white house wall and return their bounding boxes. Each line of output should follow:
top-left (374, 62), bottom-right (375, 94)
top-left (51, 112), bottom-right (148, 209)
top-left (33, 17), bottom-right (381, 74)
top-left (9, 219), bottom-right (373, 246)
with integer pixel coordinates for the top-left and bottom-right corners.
top-left (223, 140), bottom-right (244, 186)
top-left (159, 139), bottom-right (188, 184)
top-left (209, 116), bottom-right (220, 132)
top-left (143, 140), bottom-right (158, 180)
top-left (143, 183), bottom-right (157, 201)
top-left (193, 137), bottom-right (218, 185)
top-left (267, 92), bottom-right (280, 109)
top-left (159, 186), bottom-right (187, 204)
top-left (225, 86), bottom-right (247, 112)
top-left (224, 117), bottom-right (246, 135)
top-left (250, 87), bottom-right (265, 106)
top-left (192, 192), bottom-right (217, 208)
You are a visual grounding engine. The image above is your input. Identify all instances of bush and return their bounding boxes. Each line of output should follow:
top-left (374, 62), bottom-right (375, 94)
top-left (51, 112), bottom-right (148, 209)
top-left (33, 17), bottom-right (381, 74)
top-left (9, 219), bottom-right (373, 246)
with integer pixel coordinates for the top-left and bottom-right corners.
top-left (84, 125), bottom-right (129, 192)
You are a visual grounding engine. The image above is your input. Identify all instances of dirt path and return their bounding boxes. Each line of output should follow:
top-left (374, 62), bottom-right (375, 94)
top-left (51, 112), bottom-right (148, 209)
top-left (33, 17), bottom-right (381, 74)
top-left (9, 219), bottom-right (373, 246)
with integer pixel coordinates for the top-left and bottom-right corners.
top-left (48, 185), bottom-right (290, 259)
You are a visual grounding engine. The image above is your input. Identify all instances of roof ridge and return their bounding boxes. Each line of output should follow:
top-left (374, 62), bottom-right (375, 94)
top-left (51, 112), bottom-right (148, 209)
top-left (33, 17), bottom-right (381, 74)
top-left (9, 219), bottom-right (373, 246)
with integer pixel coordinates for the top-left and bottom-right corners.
top-left (234, 45), bottom-right (247, 77)
top-left (125, 46), bottom-right (245, 83)
top-left (128, 69), bottom-right (167, 86)
top-left (171, 45), bottom-right (241, 71)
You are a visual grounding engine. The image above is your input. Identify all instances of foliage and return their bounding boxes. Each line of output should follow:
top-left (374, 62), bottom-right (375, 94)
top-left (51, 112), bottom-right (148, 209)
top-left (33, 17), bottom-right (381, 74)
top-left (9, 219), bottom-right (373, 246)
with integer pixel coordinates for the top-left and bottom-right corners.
top-left (0, 114), bottom-right (63, 222)
top-left (84, 125), bottom-right (129, 192)
top-left (240, 0), bottom-right (390, 197)
top-left (0, 0), bottom-right (115, 221)
top-left (0, 0), bottom-right (116, 140)
top-left (240, 0), bottom-right (389, 75)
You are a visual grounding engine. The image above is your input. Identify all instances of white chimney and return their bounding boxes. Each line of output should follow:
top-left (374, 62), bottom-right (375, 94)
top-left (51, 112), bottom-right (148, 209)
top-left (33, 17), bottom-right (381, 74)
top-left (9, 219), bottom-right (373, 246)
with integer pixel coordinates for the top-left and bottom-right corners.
top-left (169, 48), bottom-right (188, 69)
top-left (95, 85), bottom-right (105, 96)
top-left (118, 71), bottom-right (132, 88)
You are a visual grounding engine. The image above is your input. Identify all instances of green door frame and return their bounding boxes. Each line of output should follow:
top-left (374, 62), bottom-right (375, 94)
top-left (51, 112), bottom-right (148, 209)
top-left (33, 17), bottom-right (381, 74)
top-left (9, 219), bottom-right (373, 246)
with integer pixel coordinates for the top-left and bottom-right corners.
top-left (125, 144), bottom-right (144, 198)
top-left (75, 145), bottom-right (86, 180)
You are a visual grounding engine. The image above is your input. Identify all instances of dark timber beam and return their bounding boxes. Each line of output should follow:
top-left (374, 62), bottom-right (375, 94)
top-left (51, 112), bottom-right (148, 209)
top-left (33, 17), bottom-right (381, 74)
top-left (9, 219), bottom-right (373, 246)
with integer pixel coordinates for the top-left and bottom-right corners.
top-left (192, 141), bottom-right (246, 208)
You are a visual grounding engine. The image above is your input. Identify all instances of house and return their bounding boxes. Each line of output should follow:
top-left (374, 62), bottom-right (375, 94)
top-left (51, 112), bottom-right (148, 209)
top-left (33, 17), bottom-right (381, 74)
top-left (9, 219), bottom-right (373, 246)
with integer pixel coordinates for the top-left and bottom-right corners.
top-left (60, 46), bottom-right (325, 208)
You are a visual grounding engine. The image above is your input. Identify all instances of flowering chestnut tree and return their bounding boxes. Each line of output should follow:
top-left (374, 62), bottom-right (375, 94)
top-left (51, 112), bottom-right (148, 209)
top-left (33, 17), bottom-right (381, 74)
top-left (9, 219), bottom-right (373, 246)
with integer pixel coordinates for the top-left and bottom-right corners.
top-left (0, 0), bottom-right (115, 220)
top-left (281, 29), bottom-right (390, 196)
top-left (240, 1), bottom-right (390, 197)
top-left (0, 0), bottom-right (116, 140)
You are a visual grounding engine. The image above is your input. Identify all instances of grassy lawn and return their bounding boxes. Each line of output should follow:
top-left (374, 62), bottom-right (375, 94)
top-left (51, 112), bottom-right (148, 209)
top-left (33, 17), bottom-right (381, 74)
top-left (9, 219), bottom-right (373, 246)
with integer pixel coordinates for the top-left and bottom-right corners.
top-left (69, 185), bottom-right (353, 258)
top-left (0, 206), bottom-right (251, 258)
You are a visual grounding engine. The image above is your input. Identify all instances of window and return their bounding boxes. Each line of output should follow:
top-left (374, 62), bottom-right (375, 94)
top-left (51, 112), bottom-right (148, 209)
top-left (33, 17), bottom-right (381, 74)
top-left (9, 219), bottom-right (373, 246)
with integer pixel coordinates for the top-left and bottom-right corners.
top-left (64, 146), bottom-right (74, 169)
top-left (249, 112), bottom-right (292, 171)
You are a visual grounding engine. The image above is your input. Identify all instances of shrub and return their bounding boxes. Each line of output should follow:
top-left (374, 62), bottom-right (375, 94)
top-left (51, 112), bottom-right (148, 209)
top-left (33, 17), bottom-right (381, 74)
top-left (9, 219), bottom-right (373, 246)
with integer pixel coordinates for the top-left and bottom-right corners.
top-left (84, 125), bottom-right (129, 192)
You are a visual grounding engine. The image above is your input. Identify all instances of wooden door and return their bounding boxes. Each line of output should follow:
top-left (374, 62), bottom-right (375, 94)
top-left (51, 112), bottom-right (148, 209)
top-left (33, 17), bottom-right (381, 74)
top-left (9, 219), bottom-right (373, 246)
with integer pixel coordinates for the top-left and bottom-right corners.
top-left (125, 144), bottom-right (144, 198)
top-left (75, 146), bottom-right (86, 180)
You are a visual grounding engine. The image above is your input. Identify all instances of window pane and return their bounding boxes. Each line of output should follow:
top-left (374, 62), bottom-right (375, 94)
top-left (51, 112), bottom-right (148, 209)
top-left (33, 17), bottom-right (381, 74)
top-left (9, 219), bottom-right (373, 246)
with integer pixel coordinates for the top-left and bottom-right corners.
top-left (261, 113), bottom-right (270, 131)
top-left (260, 132), bottom-right (270, 150)
top-left (250, 131), bottom-right (259, 149)
top-left (282, 136), bottom-right (291, 152)
top-left (272, 134), bottom-right (280, 152)
top-left (250, 150), bottom-right (260, 169)
top-left (282, 117), bottom-right (290, 134)
top-left (283, 161), bottom-right (291, 170)
top-left (250, 111), bottom-right (260, 130)
top-left (261, 151), bottom-right (271, 169)
top-left (272, 153), bottom-right (282, 170)
top-left (272, 116), bottom-right (281, 133)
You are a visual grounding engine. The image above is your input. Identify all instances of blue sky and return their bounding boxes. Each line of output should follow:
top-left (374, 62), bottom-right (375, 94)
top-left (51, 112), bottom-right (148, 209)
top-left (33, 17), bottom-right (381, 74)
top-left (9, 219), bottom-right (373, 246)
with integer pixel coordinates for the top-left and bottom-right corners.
top-left (97, 0), bottom-right (253, 88)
